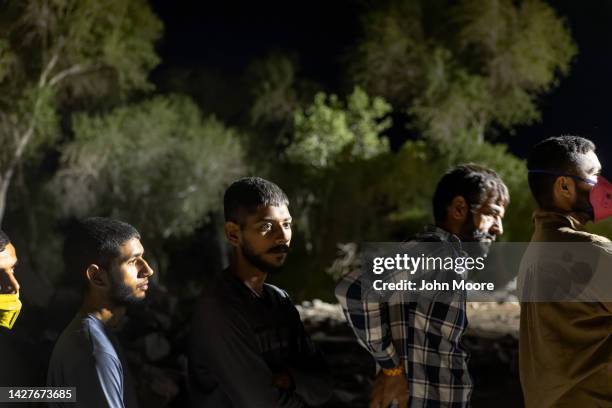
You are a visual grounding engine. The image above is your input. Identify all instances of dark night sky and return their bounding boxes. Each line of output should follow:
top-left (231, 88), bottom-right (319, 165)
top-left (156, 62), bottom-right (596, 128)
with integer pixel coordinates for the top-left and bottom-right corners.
top-left (149, 0), bottom-right (612, 177)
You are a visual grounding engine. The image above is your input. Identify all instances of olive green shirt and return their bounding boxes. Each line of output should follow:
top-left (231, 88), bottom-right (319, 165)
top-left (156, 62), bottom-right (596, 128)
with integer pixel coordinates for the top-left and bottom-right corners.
top-left (518, 210), bottom-right (612, 407)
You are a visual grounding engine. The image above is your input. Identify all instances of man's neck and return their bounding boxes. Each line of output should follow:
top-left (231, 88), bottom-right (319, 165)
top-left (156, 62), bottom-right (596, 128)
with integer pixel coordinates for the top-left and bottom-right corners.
top-left (79, 294), bottom-right (126, 328)
top-left (230, 257), bottom-right (267, 295)
top-left (436, 222), bottom-right (459, 237)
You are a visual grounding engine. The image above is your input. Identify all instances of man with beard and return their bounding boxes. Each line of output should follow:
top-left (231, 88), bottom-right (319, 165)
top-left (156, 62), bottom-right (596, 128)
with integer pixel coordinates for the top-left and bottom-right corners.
top-left (47, 217), bottom-right (154, 408)
top-left (189, 177), bottom-right (331, 407)
top-left (336, 164), bottom-right (508, 408)
top-left (519, 136), bottom-right (612, 407)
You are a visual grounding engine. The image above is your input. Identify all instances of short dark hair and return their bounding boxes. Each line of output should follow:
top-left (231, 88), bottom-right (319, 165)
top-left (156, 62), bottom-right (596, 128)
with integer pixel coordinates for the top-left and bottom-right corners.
top-left (0, 229), bottom-right (10, 252)
top-left (224, 177), bottom-right (289, 223)
top-left (433, 164), bottom-right (509, 224)
top-left (527, 136), bottom-right (596, 208)
top-left (63, 217), bottom-right (140, 289)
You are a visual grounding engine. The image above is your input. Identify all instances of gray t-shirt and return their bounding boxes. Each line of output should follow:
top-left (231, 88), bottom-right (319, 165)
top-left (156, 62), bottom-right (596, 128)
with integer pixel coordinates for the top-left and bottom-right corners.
top-left (47, 314), bottom-right (137, 408)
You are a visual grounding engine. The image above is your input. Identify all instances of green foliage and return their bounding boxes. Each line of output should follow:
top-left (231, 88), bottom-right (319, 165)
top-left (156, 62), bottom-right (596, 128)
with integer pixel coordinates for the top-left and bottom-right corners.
top-left (351, 0), bottom-right (576, 142)
top-left (13, 0), bottom-right (161, 95)
top-left (0, 0), bottom-right (163, 221)
top-left (248, 54), bottom-right (300, 127)
top-left (286, 87), bottom-right (391, 169)
top-left (53, 95), bottom-right (245, 246)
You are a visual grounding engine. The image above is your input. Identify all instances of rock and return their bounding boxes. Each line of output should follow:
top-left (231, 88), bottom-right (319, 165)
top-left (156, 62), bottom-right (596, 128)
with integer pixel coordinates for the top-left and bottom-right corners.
top-left (145, 332), bottom-right (171, 362)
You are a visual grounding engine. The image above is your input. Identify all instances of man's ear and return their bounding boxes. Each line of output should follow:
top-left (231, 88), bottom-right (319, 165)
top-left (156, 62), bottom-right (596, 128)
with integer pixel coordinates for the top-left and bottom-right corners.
top-left (224, 221), bottom-right (241, 247)
top-left (554, 176), bottom-right (574, 199)
top-left (448, 196), bottom-right (469, 222)
top-left (85, 264), bottom-right (109, 289)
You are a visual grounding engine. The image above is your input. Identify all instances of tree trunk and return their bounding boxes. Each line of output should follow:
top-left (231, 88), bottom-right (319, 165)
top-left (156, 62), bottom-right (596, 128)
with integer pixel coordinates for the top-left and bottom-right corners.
top-left (0, 170), bottom-right (14, 225)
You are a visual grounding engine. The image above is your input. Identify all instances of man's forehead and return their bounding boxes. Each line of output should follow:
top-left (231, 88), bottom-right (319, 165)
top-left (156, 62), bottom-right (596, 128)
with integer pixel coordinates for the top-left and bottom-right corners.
top-left (578, 150), bottom-right (601, 173)
top-left (248, 205), bottom-right (292, 221)
top-left (119, 237), bottom-right (143, 257)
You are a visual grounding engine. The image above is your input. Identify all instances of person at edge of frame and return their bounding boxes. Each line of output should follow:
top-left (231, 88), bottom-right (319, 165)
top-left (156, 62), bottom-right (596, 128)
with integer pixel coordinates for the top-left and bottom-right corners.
top-left (519, 136), bottom-right (612, 407)
top-left (188, 176), bottom-right (332, 408)
top-left (336, 164), bottom-right (508, 408)
top-left (47, 217), bottom-right (155, 408)
top-left (0, 229), bottom-right (21, 330)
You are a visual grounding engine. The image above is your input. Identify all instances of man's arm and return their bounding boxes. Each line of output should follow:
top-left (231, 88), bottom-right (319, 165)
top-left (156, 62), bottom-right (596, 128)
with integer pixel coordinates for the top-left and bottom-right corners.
top-left (47, 351), bottom-right (126, 408)
top-left (286, 306), bottom-right (332, 406)
top-left (189, 299), bottom-right (306, 408)
top-left (93, 351), bottom-right (127, 408)
top-left (334, 269), bottom-right (400, 369)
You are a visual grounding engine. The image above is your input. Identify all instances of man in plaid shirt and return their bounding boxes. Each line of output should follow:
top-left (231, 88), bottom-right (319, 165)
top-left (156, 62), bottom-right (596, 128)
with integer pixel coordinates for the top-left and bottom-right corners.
top-left (336, 164), bottom-right (509, 408)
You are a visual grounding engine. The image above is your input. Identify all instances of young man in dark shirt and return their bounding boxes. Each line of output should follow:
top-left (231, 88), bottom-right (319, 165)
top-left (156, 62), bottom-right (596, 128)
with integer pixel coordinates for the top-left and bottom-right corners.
top-left (189, 177), bottom-right (332, 408)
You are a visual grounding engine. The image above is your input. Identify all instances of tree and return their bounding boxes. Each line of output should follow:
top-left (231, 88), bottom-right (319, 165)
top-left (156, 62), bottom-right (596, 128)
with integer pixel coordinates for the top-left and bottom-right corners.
top-left (52, 95), bottom-right (245, 268)
top-left (286, 86), bottom-right (391, 169)
top-left (0, 0), bottom-right (162, 222)
top-left (350, 0), bottom-right (576, 142)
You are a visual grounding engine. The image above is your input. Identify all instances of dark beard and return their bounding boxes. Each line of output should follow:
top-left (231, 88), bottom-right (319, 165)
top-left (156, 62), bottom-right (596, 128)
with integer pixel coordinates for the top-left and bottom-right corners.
top-left (573, 184), bottom-right (595, 221)
top-left (459, 215), bottom-right (495, 257)
top-left (109, 273), bottom-right (143, 306)
top-left (241, 242), bottom-right (288, 275)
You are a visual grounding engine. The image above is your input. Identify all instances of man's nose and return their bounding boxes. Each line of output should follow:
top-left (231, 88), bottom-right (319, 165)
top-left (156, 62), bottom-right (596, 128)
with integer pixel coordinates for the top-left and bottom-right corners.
top-left (140, 259), bottom-right (155, 278)
top-left (275, 226), bottom-right (291, 244)
top-left (1, 272), bottom-right (19, 294)
top-left (491, 217), bottom-right (504, 236)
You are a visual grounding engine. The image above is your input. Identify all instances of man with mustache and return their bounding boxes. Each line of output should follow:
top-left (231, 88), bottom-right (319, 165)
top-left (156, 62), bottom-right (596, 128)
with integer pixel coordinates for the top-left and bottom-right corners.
top-left (48, 217), bottom-right (154, 408)
top-left (336, 164), bottom-right (508, 408)
top-left (189, 177), bottom-right (331, 407)
top-left (519, 136), bottom-right (612, 407)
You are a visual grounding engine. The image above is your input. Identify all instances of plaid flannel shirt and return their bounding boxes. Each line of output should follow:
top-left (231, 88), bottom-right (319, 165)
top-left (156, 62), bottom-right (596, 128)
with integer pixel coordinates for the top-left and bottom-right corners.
top-left (335, 227), bottom-right (472, 408)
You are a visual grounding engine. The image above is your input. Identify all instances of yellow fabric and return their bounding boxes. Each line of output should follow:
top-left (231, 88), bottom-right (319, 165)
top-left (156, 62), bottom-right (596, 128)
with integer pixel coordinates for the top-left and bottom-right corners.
top-left (0, 293), bottom-right (21, 330)
top-left (519, 210), bottom-right (612, 407)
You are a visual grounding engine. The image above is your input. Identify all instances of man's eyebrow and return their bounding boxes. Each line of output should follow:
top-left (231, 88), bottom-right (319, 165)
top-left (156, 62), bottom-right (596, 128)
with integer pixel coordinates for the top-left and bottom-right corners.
top-left (258, 217), bottom-right (292, 222)
top-left (587, 166), bottom-right (601, 174)
top-left (121, 250), bottom-right (143, 262)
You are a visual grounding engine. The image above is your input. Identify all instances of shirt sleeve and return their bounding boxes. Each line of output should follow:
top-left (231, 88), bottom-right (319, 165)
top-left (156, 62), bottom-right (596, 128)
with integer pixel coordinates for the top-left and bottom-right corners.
top-left (93, 351), bottom-right (126, 408)
top-left (49, 351), bottom-right (126, 408)
top-left (190, 299), bottom-right (306, 408)
top-left (334, 268), bottom-right (400, 369)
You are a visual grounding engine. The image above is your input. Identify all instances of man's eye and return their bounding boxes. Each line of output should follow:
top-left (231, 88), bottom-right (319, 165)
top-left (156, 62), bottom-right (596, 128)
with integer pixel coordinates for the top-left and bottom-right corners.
top-left (283, 222), bottom-right (292, 229)
top-left (260, 223), bottom-right (272, 232)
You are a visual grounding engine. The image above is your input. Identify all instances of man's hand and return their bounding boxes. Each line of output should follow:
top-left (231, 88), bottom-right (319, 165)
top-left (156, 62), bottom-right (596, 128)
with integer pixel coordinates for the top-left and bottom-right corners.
top-left (369, 369), bottom-right (409, 408)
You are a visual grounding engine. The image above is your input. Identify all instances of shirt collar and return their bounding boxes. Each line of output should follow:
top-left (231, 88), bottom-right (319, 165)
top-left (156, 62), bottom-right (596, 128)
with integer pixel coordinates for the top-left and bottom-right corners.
top-left (416, 225), bottom-right (462, 243)
top-left (532, 209), bottom-right (589, 231)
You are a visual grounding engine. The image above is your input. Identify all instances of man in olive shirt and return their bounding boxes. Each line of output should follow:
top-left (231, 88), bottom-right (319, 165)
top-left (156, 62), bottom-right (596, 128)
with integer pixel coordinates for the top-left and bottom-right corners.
top-left (520, 136), bottom-right (612, 407)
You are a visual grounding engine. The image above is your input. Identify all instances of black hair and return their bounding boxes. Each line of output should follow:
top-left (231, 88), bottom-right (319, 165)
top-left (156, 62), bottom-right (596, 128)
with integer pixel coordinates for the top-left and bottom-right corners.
top-left (224, 177), bottom-right (289, 224)
top-left (63, 217), bottom-right (140, 290)
top-left (0, 229), bottom-right (9, 252)
top-left (433, 164), bottom-right (509, 224)
top-left (527, 136), bottom-right (596, 208)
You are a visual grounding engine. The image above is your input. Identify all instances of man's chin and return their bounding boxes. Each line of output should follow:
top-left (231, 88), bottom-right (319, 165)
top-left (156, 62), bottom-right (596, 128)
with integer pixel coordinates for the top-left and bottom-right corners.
top-left (112, 292), bottom-right (146, 306)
